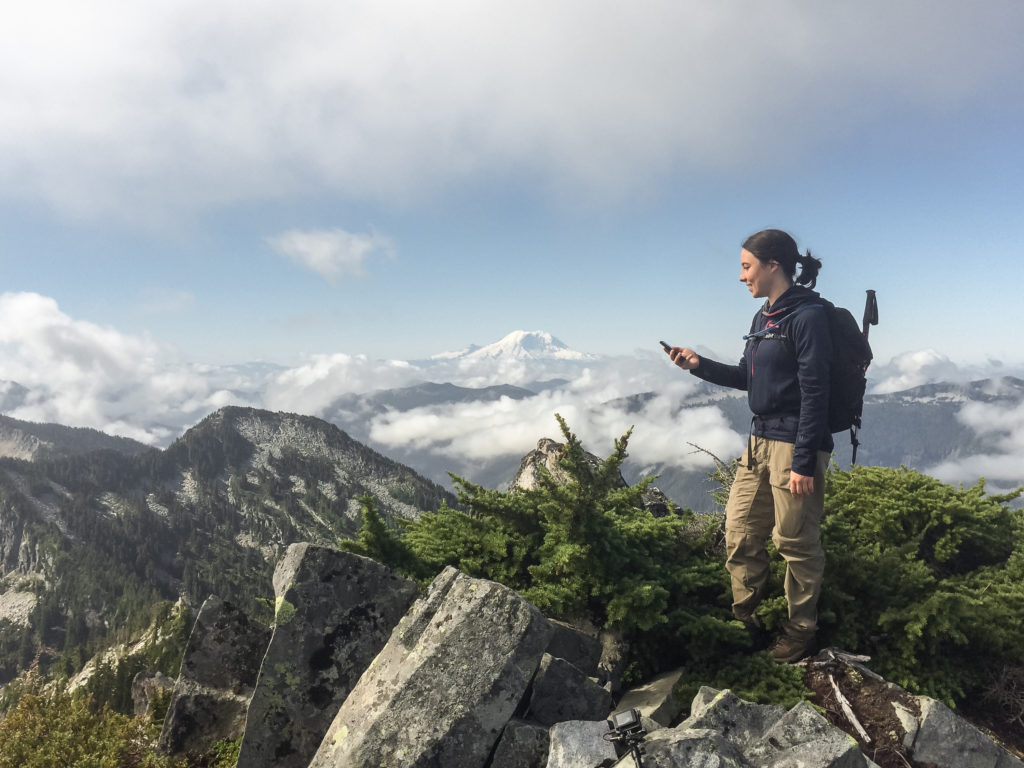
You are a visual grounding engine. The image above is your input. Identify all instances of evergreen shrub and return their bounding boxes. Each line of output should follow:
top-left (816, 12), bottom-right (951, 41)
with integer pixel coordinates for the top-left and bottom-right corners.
top-left (817, 466), bottom-right (1024, 704)
top-left (341, 417), bottom-right (745, 680)
top-left (0, 677), bottom-right (184, 768)
top-left (344, 429), bottom-right (1024, 714)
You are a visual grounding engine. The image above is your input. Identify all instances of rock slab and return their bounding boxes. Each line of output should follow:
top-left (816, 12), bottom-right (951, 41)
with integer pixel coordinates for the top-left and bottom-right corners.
top-left (236, 543), bottom-right (417, 768)
top-left (308, 566), bottom-right (553, 768)
top-left (545, 720), bottom-right (620, 768)
top-left (158, 595), bottom-right (272, 756)
top-left (490, 718), bottom-right (550, 768)
top-left (909, 695), bottom-right (1024, 768)
top-left (527, 653), bottom-right (613, 726)
top-left (616, 668), bottom-right (685, 726)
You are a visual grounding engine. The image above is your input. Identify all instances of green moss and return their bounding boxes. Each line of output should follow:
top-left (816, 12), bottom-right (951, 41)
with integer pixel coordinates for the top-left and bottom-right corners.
top-left (274, 596), bottom-right (296, 626)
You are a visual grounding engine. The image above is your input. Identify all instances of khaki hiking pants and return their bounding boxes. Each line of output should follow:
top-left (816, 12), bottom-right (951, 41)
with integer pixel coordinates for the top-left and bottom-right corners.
top-left (725, 436), bottom-right (829, 636)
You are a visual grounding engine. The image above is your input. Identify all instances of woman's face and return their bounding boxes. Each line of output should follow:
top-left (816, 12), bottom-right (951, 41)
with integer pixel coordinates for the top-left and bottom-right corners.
top-left (739, 248), bottom-right (782, 299)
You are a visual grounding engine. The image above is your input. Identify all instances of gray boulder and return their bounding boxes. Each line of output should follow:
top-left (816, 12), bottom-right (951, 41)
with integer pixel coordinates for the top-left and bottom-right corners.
top-left (755, 700), bottom-right (868, 767)
top-left (308, 566), bottom-right (553, 768)
top-left (907, 695), bottom-right (1024, 768)
top-left (527, 653), bottom-right (613, 726)
top-left (490, 718), bottom-right (550, 768)
top-left (615, 668), bottom-right (685, 727)
top-left (546, 619), bottom-right (602, 677)
top-left (158, 595), bottom-right (272, 756)
top-left (681, 687), bottom-right (786, 746)
top-left (545, 720), bottom-right (620, 768)
top-left (236, 543), bottom-right (418, 768)
top-left (640, 688), bottom-right (878, 768)
top-left (642, 727), bottom-right (750, 767)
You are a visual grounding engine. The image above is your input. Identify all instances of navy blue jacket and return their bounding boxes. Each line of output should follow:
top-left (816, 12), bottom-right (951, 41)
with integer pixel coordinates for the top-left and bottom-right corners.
top-left (690, 285), bottom-right (834, 476)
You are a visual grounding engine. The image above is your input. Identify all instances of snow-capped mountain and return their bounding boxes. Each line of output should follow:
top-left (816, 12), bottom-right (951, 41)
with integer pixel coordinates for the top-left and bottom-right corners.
top-left (432, 330), bottom-right (596, 362)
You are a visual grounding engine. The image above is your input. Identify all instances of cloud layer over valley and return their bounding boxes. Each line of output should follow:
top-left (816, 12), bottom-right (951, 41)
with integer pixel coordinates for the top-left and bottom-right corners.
top-left (3, 291), bottom-right (1023, 495)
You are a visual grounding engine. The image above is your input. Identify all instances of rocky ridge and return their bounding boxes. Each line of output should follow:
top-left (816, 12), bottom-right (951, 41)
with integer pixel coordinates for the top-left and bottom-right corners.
top-left (152, 544), bottom-right (1023, 768)
top-left (0, 413), bottom-right (152, 462)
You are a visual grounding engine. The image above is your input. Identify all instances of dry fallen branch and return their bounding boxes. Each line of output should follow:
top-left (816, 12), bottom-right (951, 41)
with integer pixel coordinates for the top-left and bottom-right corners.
top-left (829, 673), bottom-right (872, 744)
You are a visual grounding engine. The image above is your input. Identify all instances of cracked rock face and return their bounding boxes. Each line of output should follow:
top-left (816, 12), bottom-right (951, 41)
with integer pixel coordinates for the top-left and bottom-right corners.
top-left (308, 566), bottom-right (553, 768)
top-left (158, 596), bottom-right (272, 756)
top-left (235, 543), bottom-right (417, 768)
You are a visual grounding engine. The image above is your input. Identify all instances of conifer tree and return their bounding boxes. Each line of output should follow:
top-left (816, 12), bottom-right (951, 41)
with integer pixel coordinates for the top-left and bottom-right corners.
top-left (818, 466), bottom-right (1024, 703)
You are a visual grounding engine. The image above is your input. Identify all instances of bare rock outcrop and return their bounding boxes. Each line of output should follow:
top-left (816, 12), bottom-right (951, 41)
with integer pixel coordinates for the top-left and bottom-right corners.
top-left (527, 653), bottom-right (613, 726)
top-left (489, 718), bottom-right (550, 768)
top-left (236, 543), bottom-right (417, 768)
top-left (601, 687), bottom-right (876, 768)
top-left (158, 595), bottom-right (272, 757)
top-left (308, 566), bottom-right (553, 768)
top-left (131, 670), bottom-right (175, 718)
top-left (546, 719), bottom-right (621, 768)
top-left (511, 437), bottom-right (674, 518)
top-left (546, 619), bottom-right (603, 677)
top-left (908, 695), bottom-right (1023, 768)
top-left (616, 668), bottom-right (685, 727)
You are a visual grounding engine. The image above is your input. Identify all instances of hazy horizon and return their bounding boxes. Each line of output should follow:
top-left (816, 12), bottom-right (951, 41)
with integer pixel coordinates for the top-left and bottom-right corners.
top-left (3, 315), bottom-right (1023, 497)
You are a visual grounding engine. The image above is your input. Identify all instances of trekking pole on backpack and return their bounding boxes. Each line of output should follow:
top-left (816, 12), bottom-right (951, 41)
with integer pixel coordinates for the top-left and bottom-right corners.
top-left (862, 290), bottom-right (878, 339)
top-left (850, 290), bottom-right (878, 464)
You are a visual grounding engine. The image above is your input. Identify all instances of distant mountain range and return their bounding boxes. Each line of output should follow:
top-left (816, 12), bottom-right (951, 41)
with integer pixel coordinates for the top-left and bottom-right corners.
top-left (635, 376), bottom-right (1024, 508)
top-left (2, 329), bottom-right (1023, 516)
top-left (318, 375), bottom-right (1024, 511)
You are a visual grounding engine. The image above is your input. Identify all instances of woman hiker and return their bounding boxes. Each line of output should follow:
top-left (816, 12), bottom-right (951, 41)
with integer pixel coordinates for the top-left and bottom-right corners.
top-left (664, 228), bottom-right (832, 663)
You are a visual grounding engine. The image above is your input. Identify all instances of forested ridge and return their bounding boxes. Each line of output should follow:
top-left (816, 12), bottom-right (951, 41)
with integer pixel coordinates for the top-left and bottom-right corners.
top-left (0, 407), bottom-right (454, 692)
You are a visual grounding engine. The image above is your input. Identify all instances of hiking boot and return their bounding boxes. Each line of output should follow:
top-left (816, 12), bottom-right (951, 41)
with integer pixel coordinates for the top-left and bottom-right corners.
top-left (770, 631), bottom-right (816, 664)
top-left (738, 614), bottom-right (771, 652)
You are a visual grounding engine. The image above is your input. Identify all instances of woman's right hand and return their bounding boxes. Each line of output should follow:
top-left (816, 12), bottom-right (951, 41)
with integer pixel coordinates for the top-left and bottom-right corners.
top-left (665, 346), bottom-right (700, 370)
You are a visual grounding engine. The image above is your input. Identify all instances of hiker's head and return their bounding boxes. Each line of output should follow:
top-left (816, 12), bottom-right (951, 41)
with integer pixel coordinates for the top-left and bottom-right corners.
top-left (741, 229), bottom-right (822, 289)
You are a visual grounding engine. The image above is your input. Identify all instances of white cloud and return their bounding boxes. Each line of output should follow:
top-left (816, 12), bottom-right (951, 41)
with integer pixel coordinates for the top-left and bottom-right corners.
top-left (0, 296), bottom-right (740, 471)
top-left (2, 1), bottom-right (1020, 219)
top-left (869, 351), bottom-right (1024, 395)
top-left (925, 398), bottom-right (1024, 489)
top-left (869, 349), bottom-right (958, 394)
top-left (0, 289), bottom-right (1018, 494)
top-left (0, 291), bottom-right (258, 444)
top-left (263, 353), bottom-right (420, 414)
top-left (267, 228), bottom-right (395, 282)
top-left (368, 357), bottom-right (742, 470)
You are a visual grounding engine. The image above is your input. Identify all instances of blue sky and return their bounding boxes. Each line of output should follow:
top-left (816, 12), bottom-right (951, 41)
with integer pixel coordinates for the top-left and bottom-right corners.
top-left (2, 1), bottom-right (1023, 370)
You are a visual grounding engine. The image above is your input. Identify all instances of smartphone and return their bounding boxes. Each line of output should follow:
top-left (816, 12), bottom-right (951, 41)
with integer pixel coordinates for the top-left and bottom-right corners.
top-left (659, 340), bottom-right (672, 351)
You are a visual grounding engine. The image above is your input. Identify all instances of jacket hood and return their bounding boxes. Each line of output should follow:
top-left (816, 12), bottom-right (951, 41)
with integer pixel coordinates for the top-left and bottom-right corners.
top-left (761, 284), bottom-right (821, 319)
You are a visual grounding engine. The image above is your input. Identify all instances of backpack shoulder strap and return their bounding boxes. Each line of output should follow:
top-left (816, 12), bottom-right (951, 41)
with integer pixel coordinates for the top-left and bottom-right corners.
top-left (742, 301), bottom-right (826, 342)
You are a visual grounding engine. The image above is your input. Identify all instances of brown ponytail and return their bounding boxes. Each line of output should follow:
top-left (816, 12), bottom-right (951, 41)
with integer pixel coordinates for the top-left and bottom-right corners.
top-left (795, 250), bottom-right (822, 288)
